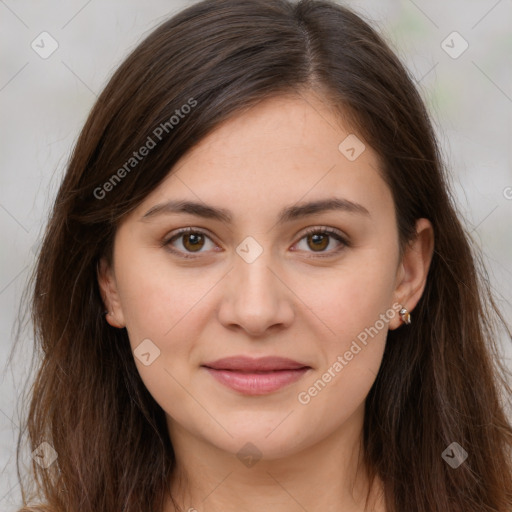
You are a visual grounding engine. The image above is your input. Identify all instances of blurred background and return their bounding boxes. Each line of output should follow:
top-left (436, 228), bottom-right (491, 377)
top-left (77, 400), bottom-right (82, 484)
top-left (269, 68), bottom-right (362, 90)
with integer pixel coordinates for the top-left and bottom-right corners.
top-left (1, 0), bottom-right (511, 509)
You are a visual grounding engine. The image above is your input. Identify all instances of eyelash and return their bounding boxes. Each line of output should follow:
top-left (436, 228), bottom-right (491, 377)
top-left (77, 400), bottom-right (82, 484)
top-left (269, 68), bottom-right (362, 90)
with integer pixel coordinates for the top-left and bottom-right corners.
top-left (161, 226), bottom-right (350, 260)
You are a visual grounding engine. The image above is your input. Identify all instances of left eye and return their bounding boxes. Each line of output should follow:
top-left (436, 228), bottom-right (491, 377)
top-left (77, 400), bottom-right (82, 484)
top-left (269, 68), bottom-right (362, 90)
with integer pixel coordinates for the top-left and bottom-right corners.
top-left (293, 228), bottom-right (348, 256)
top-left (163, 227), bottom-right (348, 258)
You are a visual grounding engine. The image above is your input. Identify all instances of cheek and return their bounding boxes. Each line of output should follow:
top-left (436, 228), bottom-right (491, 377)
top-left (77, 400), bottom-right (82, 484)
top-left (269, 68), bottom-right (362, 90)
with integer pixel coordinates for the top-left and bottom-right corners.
top-left (115, 250), bottom-right (216, 346)
top-left (292, 242), bottom-right (397, 411)
top-left (114, 253), bottom-right (220, 401)
top-left (296, 270), bottom-right (391, 420)
top-left (116, 259), bottom-right (210, 419)
top-left (299, 245), bottom-right (399, 347)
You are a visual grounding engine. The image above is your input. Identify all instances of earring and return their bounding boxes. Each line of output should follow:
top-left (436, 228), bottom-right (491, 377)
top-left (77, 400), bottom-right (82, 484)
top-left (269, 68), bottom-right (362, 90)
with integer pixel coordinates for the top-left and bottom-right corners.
top-left (399, 307), bottom-right (411, 325)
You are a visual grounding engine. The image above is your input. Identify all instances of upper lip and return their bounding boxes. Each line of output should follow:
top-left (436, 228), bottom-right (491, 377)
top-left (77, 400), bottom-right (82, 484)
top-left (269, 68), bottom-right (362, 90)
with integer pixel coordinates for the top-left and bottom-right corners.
top-left (202, 356), bottom-right (310, 372)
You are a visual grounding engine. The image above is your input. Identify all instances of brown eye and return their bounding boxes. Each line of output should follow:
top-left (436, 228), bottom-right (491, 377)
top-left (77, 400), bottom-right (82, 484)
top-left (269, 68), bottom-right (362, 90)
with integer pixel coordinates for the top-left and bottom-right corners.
top-left (306, 233), bottom-right (329, 251)
top-left (163, 228), bottom-right (217, 258)
top-left (182, 232), bottom-right (205, 252)
top-left (294, 227), bottom-right (348, 256)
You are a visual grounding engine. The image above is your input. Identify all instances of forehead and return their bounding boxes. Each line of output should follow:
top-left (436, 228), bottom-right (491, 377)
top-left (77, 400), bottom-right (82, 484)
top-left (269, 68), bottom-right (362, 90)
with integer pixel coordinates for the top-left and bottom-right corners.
top-left (133, 92), bottom-right (393, 221)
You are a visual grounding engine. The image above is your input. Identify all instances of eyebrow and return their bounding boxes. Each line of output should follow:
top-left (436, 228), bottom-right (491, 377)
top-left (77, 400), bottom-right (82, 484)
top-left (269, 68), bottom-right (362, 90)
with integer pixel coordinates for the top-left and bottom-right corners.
top-left (140, 197), bottom-right (371, 224)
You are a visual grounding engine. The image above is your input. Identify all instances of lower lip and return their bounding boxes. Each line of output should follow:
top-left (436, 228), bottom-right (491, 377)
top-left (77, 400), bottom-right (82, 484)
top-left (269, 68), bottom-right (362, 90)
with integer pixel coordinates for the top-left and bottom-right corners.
top-left (202, 367), bottom-right (310, 395)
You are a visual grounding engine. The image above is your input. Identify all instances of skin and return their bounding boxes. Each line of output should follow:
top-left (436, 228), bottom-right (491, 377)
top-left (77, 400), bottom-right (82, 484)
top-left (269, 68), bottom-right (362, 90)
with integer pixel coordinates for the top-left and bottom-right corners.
top-left (98, 90), bottom-right (434, 512)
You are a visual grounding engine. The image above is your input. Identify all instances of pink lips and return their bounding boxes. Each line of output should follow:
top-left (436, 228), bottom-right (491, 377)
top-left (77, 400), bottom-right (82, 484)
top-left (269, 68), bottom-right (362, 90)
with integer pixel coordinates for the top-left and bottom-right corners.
top-left (201, 356), bottom-right (311, 395)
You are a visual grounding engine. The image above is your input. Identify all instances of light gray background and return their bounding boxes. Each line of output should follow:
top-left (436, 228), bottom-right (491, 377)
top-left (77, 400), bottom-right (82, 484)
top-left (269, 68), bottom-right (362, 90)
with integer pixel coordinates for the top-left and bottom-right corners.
top-left (1, 0), bottom-right (511, 509)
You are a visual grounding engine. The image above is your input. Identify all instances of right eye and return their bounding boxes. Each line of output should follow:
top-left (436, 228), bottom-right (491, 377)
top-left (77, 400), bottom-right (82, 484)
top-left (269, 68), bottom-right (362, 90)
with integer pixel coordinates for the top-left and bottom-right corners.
top-left (163, 227), bottom-right (220, 259)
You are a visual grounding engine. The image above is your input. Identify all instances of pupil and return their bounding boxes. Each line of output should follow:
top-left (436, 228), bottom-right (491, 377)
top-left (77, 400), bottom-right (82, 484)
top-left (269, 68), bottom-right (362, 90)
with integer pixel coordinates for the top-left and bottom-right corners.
top-left (185, 233), bottom-right (203, 251)
top-left (309, 233), bottom-right (327, 251)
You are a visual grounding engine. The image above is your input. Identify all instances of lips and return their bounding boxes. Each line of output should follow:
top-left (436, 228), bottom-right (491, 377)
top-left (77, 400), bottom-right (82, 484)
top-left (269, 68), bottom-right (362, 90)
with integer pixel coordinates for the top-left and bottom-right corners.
top-left (201, 355), bottom-right (310, 372)
top-left (201, 356), bottom-right (311, 395)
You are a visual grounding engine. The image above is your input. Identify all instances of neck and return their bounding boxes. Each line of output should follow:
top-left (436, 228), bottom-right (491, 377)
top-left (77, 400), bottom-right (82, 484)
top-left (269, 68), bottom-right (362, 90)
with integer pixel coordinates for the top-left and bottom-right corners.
top-left (163, 404), bottom-right (385, 512)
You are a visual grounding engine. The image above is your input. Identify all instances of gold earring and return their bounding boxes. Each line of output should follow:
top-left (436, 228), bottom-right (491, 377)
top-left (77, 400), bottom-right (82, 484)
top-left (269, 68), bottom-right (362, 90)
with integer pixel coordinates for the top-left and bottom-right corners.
top-left (399, 307), bottom-right (411, 325)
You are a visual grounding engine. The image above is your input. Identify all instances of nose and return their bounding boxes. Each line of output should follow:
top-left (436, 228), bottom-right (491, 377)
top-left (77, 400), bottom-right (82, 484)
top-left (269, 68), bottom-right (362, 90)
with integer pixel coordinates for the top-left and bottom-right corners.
top-left (217, 249), bottom-right (295, 337)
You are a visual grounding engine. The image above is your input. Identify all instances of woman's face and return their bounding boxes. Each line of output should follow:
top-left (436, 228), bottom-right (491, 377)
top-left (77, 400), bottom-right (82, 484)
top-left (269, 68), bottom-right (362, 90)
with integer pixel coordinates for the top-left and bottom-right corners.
top-left (99, 91), bottom-right (431, 461)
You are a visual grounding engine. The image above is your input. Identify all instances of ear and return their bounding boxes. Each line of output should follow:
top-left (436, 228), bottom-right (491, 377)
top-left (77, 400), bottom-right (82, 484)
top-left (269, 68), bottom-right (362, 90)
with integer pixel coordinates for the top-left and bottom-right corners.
top-left (389, 218), bottom-right (434, 330)
top-left (97, 256), bottom-right (126, 329)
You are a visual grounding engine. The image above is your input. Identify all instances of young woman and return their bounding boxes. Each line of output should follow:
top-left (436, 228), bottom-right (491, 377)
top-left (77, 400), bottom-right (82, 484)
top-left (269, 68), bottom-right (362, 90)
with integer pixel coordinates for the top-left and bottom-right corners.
top-left (13, 0), bottom-right (512, 511)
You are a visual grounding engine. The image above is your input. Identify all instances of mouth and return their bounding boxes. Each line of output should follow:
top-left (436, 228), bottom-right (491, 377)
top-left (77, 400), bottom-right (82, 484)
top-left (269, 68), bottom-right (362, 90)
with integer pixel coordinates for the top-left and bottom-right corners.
top-left (201, 360), bottom-right (311, 395)
top-left (201, 355), bottom-right (310, 372)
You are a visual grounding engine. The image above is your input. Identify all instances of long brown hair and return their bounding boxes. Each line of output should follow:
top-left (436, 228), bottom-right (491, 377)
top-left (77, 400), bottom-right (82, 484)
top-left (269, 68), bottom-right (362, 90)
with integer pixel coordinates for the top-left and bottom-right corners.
top-left (11, 0), bottom-right (512, 510)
